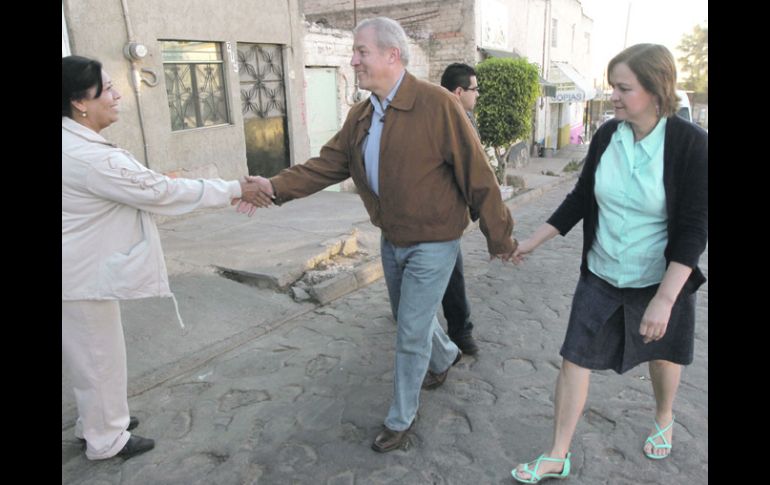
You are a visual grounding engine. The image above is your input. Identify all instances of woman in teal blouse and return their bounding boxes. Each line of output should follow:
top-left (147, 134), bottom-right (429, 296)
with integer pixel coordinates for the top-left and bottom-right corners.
top-left (509, 44), bottom-right (707, 483)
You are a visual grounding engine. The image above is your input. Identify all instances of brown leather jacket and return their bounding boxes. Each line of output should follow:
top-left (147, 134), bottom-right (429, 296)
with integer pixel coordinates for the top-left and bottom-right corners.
top-left (270, 71), bottom-right (515, 254)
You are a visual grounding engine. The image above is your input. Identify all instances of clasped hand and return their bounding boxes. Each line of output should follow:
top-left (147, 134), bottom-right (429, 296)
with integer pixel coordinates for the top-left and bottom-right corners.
top-left (490, 238), bottom-right (520, 263)
top-left (232, 176), bottom-right (275, 216)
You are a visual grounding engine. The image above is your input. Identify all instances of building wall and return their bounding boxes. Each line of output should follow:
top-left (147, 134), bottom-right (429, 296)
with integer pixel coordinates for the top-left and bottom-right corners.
top-left (303, 22), bottom-right (357, 128)
top-left (302, 0), bottom-right (474, 83)
top-left (548, 0), bottom-right (592, 77)
top-left (301, 20), bottom-right (429, 192)
top-left (300, 0), bottom-right (593, 153)
top-left (542, 0), bottom-right (593, 149)
top-left (302, 20), bottom-right (429, 125)
top-left (521, 0), bottom-right (548, 66)
top-left (63, 0), bottom-right (310, 179)
top-left (476, 0), bottom-right (546, 152)
top-left (475, 0), bottom-right (536, 60)
top-left (62, 3), bottom-right (72, 56)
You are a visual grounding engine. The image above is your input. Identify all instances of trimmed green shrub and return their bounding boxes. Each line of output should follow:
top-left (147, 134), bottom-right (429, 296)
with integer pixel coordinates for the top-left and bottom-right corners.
top-left (475, 57), bottom-right (540, 184)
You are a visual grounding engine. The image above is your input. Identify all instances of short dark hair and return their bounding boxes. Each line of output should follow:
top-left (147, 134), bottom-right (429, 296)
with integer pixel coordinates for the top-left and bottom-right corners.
top-left (62, 55), bottom-right (103, 118)
top-left (441, 63), bottom-right (476, 92)
top-left (608, 44), bottom-right (679, 117)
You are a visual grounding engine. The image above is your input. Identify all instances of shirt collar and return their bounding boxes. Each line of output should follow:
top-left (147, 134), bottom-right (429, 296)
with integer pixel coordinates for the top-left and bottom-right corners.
top-left (640, 116), bottom-right (667, 157)
top-left (370, 69), bottom-right (406, 115)
top-left (615, 117), bottom-right (667, 158)
top-left (61, 116), bottom-right (116, 147)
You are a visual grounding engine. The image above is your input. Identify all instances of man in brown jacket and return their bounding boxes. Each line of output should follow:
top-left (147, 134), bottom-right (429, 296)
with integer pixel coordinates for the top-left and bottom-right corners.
top-left (247, 17), bottom-right (517, 453)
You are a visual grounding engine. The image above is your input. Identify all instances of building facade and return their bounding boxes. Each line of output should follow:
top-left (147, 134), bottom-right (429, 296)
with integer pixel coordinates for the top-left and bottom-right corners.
top-left (63, 0), bottom-right (311, 181)
top-left (542, 0), bottom-right (595, 149)
top-left (302, 0), bottom-right (595, 153)
top-left (63, 0), bottom-right (596, 191)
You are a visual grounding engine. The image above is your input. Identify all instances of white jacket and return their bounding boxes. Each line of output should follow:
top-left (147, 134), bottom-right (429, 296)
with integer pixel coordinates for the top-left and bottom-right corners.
top-left (62, 117), bottom-right (242, 301)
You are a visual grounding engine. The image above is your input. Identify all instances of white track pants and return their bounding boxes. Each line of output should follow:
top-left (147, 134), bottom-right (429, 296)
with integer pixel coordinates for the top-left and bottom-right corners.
top-left (62, 300), bottom-right (131, 459)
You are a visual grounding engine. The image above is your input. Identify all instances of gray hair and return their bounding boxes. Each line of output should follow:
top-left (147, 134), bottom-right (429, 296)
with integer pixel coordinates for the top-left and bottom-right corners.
top-left (353, 17), bottom-right (410, 66)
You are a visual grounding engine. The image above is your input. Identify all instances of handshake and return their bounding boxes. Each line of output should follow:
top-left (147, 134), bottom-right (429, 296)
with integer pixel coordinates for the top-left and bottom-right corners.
top-left (233, 175), bottom-right (275, 216)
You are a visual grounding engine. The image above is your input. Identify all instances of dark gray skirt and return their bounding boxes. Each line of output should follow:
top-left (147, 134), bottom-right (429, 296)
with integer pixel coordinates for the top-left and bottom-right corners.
top-left (560, 270), bottom-right (696, 374)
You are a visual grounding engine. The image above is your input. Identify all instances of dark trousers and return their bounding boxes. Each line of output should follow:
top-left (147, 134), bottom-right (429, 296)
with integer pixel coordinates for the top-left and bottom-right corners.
top-left (441, 249), bottom-right (473, 338)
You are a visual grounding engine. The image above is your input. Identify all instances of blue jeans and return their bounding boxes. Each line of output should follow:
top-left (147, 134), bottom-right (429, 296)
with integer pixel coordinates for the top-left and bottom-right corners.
top-left (380, 236), bottom-right (461, 431)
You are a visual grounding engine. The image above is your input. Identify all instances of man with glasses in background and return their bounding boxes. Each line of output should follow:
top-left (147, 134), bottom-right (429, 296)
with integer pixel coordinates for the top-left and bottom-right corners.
top-left (438, 62), bottom-right (483, 356)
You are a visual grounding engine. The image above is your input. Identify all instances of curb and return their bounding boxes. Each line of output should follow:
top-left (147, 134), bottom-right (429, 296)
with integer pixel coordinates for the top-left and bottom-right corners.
top-left (309, 259), bottom-right (384, 305)
top-left (216, 231), bottom-right (360, 291)
top-left (507, 171), bottom-right (579, 210)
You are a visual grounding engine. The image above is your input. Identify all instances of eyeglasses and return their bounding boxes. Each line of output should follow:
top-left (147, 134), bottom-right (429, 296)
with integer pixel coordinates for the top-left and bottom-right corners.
top-left (462, 86), bottom-right (480, 92)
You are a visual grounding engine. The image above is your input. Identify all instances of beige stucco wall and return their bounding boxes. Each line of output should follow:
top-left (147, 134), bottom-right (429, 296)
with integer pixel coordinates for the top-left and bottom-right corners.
top-left (63, 0), bottom-right (310, 179)
top-left (548, 0), bottom-right (592, 77)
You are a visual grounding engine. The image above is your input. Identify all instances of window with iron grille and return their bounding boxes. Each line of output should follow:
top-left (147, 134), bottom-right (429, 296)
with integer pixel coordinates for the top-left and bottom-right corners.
top-left (161, 40), bottom-right (230, 131)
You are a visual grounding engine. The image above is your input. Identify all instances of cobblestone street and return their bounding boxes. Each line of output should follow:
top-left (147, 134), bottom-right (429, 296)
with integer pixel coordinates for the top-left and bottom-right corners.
top-left (62, 182), bottom-right (708, 484)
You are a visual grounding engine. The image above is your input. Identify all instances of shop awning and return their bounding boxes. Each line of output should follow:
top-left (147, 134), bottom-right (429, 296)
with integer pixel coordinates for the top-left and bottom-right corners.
top-left (478, 47), bottom-right (556, 96)
top-left (548, 62), bottom-right (597, 102)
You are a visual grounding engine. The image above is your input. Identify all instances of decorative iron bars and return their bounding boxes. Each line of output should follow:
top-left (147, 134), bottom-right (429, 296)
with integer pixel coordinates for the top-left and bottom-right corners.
top-left (161, 41), bottom-right (230, 131)
top-left (237, 42), bottom-right (289, 177)
top-left (237, 43), bottom-right (286, 119)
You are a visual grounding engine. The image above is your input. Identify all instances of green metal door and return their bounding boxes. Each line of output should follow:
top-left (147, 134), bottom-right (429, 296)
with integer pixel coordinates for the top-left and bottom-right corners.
top-left (304, 67), bottom-right (341, 191)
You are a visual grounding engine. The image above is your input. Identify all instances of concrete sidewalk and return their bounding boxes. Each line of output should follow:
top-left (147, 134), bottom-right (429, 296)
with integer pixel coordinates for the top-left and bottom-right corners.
top-left (62, 145), bottom-right (588, 429)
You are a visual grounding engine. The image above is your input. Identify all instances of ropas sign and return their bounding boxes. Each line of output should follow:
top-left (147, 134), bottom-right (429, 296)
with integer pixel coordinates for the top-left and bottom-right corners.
top-left (554, 91), bottom-right (584, 102)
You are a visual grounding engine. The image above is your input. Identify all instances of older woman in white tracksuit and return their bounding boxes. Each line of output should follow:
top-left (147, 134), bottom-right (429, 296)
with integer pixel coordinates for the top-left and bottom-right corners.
top-left (62, 55), bottom-right (270, 461)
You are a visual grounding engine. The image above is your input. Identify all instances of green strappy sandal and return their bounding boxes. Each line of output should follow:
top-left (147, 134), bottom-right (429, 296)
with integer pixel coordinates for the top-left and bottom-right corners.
top-left (511, 452), bottom-right (571, 483)
top-left (644, 416), bottom-right (674, 460)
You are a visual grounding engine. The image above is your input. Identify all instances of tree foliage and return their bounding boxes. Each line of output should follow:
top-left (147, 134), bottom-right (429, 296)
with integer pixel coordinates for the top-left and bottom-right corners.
top-left (475, 57), bottom-right (540, 184)
top-left (677, 22), bottom-right (708, 100)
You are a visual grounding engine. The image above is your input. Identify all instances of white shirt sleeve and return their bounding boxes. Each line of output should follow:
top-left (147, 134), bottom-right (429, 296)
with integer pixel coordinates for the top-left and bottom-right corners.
top-left (85, 149), bottom-right (241, 216)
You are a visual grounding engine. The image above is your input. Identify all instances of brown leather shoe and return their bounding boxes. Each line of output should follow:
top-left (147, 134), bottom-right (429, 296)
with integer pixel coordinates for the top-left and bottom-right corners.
top-left (371, 421), bottom-right (414, 453)
top-left (422, 350), bottom-right (462, 390)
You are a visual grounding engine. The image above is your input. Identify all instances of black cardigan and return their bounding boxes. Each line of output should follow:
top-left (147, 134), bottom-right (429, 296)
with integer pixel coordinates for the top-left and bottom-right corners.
top-left (547, 115), bottom-right (708, 293)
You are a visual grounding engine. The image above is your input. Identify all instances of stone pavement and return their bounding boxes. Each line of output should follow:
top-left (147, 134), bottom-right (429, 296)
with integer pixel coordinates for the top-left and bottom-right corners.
top-left (62, 146), bottom-right (708, 484)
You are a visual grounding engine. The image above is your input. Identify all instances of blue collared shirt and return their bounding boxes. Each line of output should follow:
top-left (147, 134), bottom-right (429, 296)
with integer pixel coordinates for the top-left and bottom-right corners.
top-left (587, 117), bottom-right (669, 288)
top-left (362, 70), bottom-right (406, 196)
